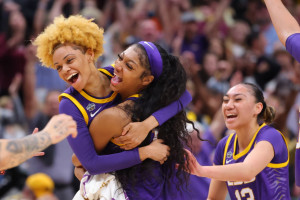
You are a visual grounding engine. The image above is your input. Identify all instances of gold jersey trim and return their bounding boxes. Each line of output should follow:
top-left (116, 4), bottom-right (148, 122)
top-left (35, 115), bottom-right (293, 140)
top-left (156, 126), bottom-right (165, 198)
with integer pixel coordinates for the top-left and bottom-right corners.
top-left (59, 93), bottom-right (89, 125)
top-left (223, 133), bottom-right (234, 165)
top-left (79, 91), bottom-right (118, 103)
top-left (232, 123), bottom-right (266, 160)
top-left (223, 123), bottom-right (289, 168)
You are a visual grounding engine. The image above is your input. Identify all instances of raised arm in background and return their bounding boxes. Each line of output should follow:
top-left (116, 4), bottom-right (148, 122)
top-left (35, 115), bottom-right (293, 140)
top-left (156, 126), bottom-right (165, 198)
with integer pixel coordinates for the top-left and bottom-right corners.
top-left (264, 0), bottom-right (300, 45)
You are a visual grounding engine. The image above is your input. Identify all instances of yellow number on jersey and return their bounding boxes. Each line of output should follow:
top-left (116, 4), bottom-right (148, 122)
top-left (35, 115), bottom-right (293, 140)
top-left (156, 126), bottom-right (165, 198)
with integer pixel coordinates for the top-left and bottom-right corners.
top-left (235, 188), bottom-right (255, 200)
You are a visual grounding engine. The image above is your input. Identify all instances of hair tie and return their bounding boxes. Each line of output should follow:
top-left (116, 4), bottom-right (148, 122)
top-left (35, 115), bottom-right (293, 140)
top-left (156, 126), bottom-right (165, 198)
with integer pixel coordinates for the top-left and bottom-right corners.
top-left (262, 101), bottom-right (266, 110)
top-left (138, 41), bottom-right (163, 79)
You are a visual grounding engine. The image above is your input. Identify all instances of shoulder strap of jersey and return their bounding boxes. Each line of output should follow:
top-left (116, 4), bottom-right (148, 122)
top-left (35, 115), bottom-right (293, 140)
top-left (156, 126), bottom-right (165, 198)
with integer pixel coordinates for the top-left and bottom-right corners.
top-left (99, 64), bottom-right (115, 78)
top-left (59, 93), bottom-right (89, 125)
top-left (267, 130), bottom-right (289, 168)
top-left (223, 133), bottom-right (235, 165)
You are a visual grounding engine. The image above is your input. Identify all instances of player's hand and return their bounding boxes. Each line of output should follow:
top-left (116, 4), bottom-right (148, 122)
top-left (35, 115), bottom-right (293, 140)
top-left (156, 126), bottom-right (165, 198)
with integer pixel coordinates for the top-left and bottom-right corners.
top-left (177, 149), bottom-right (202, 176)
top-left (72, 153), bottom-right (82, 168)
top-left (72, 154), bottom-right (86, 181)
top-left (74, 166), bottom-right (86, 181)
top-left (43, 114), bottom-right (77, 144)
top-left (114, 122), bottom-right (150, 150)
top-left (139, 139), bottom-right (170, 164)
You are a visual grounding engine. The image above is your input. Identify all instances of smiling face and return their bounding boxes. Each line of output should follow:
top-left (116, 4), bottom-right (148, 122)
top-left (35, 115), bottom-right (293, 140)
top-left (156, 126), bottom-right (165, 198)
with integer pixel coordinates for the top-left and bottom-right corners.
top-left (222, 84), bottom-right (263, 131)
top-left (110, 45), bottom-right (154, 99)
top-left (52, 44), bottom-right (94, 92)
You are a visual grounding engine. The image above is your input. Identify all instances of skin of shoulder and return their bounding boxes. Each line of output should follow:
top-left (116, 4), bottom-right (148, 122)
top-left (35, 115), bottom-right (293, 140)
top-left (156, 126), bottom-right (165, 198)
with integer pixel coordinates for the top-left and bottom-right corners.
top-left (89, 101), bottom-right (133, 153)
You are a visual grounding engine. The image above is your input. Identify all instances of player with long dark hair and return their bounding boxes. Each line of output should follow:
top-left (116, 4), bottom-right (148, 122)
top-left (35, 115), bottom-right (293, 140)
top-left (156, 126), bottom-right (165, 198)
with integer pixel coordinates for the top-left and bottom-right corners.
top-left (88, 41), bottom-right (197, 199)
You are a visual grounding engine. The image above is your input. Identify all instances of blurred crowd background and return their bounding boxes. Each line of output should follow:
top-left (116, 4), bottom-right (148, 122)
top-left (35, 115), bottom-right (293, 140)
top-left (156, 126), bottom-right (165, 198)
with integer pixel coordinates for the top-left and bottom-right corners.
top-left (0, 0), bottom-right (299, 199)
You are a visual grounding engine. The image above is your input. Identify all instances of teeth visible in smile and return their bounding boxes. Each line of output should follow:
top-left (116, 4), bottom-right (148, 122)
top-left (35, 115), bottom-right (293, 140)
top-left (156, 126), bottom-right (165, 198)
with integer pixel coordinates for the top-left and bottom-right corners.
top-left (67, 73), bottom-right (78, 81)
top-left (227, 114), bottom-right (235, 117)
top-left (114, 73), bottom-right (121, 78)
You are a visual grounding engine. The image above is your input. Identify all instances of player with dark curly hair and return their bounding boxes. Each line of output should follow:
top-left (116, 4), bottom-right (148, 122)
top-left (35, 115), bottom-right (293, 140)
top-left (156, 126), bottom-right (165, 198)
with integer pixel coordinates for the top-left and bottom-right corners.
top-left (86, 41), bottom-right (200, 199)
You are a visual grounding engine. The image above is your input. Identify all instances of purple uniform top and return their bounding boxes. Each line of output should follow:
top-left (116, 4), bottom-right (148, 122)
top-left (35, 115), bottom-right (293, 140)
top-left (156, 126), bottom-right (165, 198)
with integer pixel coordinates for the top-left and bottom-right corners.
top-left (214, 124), bottom-right (290, 200)
top-left (286, 33), bottom-right (300, 63)
top-left (59, 65), bottom-right (192, 175)
top-left (283, 33), bottom-right (300, 186)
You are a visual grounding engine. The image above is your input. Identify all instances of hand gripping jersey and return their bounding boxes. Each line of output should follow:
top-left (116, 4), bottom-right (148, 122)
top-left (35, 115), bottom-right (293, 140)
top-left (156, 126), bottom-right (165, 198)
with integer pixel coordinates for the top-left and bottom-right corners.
top-left (214, 124), bottom-right (291, 200)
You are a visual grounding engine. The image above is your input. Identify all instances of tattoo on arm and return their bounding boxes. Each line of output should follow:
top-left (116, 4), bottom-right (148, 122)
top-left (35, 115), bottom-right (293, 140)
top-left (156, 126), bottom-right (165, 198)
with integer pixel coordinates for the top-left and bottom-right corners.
top-left (0, 131), bottom-right (52, 170)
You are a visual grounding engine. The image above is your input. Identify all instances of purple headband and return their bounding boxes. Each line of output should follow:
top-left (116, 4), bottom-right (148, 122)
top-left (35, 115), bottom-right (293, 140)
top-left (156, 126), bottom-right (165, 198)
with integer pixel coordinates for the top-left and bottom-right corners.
top-left (138, 41), bottom-right (163, 79)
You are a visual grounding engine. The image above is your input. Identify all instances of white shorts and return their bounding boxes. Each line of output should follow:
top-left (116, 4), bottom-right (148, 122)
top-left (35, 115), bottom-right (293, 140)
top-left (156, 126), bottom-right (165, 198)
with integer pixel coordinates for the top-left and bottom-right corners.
top-left (73, 172), bottom-right (128, 200)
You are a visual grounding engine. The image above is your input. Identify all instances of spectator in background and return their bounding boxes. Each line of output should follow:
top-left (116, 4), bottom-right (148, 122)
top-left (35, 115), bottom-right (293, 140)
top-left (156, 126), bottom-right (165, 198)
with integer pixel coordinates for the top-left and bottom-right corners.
top-left (206, 59), bottom-right (234, 95)
top-left (199, 52), bottom-right (219, 84)
top-left (23, 89), bottom-right (75, 200)
top-left (172, 11), bottom-right (208, 64)
top-left (4, 172), bottom-right (59, 200)
top-left (0, 1), bottom-right (26, 96)
top-left (225, 19), bottom-right (251, 61)
top-left (24, 173), bottom-right (58, 200)
top-left (254, 3), bottom-right (283, 55)
top-left (245, 30), bottom-right (281, 90)
top-left (22, 34), bottom-right (74, 200)
top-left (0, 73), bottom-right (27, 137)
top-left (0, 73), bottom-right (28, 197)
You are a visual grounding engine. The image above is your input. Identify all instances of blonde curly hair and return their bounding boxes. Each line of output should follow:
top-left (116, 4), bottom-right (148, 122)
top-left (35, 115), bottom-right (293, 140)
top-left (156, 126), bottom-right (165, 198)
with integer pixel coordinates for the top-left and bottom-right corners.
top-left (33, 15), bottom-right (104, 68)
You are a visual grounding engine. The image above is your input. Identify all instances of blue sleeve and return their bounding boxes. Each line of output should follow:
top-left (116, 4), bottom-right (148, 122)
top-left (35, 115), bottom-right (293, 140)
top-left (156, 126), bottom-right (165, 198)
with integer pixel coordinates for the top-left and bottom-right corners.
top-left (152, 90), bottom-right (192, 125)
top-left (286, 33), bottom-right (300, 62)
top-left (59, 98), bottom-right (141, 175)
top-left (213, 136), bottom-right (228, 166)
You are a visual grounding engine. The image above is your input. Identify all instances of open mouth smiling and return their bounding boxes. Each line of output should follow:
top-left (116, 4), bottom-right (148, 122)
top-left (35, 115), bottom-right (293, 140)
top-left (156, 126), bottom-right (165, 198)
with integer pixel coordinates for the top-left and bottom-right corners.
top-left (67, 73), bottom-right (79, 84)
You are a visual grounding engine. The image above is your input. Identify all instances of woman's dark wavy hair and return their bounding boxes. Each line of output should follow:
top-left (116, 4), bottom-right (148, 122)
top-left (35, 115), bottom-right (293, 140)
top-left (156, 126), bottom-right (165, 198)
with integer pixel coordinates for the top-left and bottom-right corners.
top-left (114, 43), bottom-right (201, 196)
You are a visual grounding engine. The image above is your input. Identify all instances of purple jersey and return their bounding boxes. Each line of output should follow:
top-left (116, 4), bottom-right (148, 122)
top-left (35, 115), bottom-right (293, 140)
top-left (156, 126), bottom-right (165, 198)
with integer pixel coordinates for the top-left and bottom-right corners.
top-left (286, 33), bottom-right (300, 63)
top-left (283, 33), bottom-right (300, 186)
top-left (214, 124), bottom-right (290, 199)
top-left (59, 65), bottom-right (197, 199)
top-left (59, 84), bottom-right (119, 127)
top-left (59, 71), bottom-right (143, 175)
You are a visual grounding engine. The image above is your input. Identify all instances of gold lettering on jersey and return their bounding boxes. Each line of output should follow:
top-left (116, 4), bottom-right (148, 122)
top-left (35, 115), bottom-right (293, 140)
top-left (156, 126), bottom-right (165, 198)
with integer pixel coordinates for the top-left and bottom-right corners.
top-left (227, 177), bottom-right (256, 186)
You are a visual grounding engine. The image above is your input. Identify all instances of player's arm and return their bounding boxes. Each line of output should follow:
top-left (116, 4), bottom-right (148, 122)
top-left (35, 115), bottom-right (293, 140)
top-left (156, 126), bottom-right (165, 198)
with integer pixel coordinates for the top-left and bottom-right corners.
top-left (61, 99), bottom-right (169, 175)
top-left (264, 0), bottom-right (300, 45)
top-left (90, 105), bottom-right (170, 163)
top-left (207, 179), bottom-right (228, 200)
top-left (193, 141), bottom-right (274, 182)
top-left (115, 90), bottom-right (192, 149)
top-left (89, 106), bottom-right (130, 152)
top-left (0, 114), bottom-right (77, 170)
top-left (60, 99), bottom-right (142, 175)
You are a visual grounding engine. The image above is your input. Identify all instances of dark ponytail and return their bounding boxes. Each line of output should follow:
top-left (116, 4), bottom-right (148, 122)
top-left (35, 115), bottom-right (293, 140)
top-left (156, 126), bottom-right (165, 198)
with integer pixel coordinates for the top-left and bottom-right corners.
top-left (263, 105), bottom-right (276, 124)
top-left (243, 83), bottom-right (276, 124)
